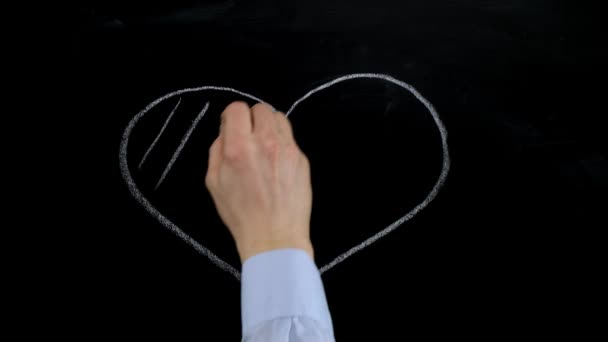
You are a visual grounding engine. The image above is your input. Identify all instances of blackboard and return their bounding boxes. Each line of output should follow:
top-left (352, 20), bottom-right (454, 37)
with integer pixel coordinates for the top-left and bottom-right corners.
top-left (54, 1), bottom-right (605, 338)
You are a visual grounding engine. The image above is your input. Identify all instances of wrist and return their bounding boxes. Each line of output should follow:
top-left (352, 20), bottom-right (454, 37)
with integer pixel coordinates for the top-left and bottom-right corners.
top-left (237, 238), bottom-right (314, 263)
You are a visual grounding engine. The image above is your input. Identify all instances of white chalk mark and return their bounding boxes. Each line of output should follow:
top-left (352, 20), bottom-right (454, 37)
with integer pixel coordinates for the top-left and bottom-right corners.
top-left (119, 74), bottom-right (450, 281)
top-left (138, 97), bottom-right (182, 170)
top-left (155, 101), bottom-right (210, 190)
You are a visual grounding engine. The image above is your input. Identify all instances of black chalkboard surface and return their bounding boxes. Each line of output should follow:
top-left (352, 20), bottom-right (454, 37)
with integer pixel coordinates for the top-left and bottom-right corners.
top-left (57, 1), bottom-right (605, 339)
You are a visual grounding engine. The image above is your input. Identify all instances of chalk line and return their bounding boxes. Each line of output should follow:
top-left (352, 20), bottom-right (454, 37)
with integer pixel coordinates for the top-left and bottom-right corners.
top-left (138, 97), bottom-right (182, 170)
top-left (155, 101), bottom-right (210, 190)
top-left (119, 74), bottom-right (450, 281)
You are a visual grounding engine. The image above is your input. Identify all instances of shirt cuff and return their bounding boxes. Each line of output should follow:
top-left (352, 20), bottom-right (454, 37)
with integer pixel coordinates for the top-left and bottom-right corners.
top-left (241, 248), bottom-right (334, 339)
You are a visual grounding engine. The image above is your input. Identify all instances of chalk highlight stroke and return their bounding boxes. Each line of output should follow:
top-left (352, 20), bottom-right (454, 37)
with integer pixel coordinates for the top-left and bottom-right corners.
top-left (138, 97), bottom-right (182, 170)
top-left (154, 101), bottom-right (210, 190)
top-left (119, 73), bottom-right (451, 281)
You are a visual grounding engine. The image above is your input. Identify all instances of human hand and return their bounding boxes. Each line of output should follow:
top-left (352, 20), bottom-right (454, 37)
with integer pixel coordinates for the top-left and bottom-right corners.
top-left (205, 101), bottom-right (314, 263)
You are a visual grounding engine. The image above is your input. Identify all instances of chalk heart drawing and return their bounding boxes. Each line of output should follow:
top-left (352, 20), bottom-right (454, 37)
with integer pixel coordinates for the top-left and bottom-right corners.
top-left (119, 73), bottom-right (450, 281)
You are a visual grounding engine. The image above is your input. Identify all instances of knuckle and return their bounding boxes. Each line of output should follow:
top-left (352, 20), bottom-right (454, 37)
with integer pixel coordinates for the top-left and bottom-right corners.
top-left (260, 135), bottom-right (280, 152)
top-left (204, 172), bottom-right (215, 188)
top-left (209, 139), bottom-right (218, 153)
top-left (284, 143), bottom-right (301, 157)
top-left (224, 142), bottom-right (250, 163)
top-left (224, 147), bottom-right (242, 162)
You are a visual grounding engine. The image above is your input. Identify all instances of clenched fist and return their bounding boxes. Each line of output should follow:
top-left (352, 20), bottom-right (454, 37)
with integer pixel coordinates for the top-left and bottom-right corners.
top-left (205, 101), bottom-right (314, 263)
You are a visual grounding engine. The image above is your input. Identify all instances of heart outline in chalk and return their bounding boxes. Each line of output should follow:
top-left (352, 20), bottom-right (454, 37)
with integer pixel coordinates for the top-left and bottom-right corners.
top-left (119, 73), bottom-right (450, 281)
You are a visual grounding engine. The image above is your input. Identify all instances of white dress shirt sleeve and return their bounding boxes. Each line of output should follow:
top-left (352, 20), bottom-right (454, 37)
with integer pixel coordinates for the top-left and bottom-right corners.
top-left (241, 248), bottom-right (335, 341)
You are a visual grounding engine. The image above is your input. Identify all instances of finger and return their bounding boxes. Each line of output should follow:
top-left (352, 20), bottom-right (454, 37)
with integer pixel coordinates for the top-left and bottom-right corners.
top-left (251, 102), bottom-right (281, 140)
top-left (221, 101), bottom-right (253, 146)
